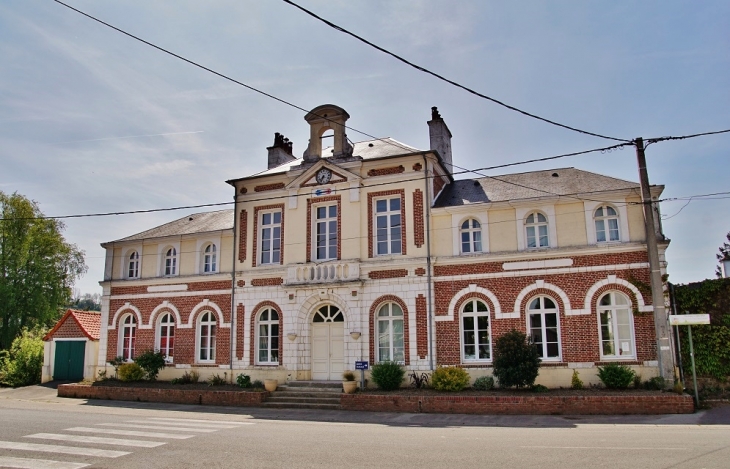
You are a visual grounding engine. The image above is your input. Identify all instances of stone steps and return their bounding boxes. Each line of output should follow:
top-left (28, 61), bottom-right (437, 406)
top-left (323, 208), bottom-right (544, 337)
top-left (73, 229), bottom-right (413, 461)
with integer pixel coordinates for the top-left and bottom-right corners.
top-left (262, 381), bottom-right (343, 410)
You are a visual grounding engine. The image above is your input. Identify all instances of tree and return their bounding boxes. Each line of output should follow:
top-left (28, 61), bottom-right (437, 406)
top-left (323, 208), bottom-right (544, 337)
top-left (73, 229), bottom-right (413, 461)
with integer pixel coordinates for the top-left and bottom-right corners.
top-left (716, 231), bottom-right (730, 278)
top-left (0, 192), bottom-right (87, 350)
top-left (69, 291), bottom-right (101, 311)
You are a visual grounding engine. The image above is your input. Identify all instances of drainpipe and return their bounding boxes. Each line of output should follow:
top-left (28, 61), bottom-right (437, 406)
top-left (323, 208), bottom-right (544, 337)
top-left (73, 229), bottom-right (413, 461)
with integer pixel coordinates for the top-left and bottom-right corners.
top-left (423, 154), bottom-right (435, 371)
top-left (229, 191), bottom-right (239, 381)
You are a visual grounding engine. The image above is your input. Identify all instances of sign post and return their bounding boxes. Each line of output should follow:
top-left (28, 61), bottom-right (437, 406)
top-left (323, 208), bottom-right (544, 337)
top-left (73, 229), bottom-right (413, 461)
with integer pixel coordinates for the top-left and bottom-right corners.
top-left (355, 361), bottom-right (369, 390)
top-left (669, 313), bottom-right (710, 407)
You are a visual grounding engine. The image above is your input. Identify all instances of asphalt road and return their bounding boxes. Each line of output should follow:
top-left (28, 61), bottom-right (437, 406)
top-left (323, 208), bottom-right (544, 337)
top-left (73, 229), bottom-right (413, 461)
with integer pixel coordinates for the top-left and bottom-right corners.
top-left (0, 385), bottom-right (728, 469)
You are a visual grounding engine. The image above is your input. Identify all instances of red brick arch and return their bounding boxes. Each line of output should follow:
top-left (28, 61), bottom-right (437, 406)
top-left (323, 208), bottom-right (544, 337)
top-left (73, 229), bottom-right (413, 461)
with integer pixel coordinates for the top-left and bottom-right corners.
top-left (369, 295), bottom-right (410, 366)
top-left (250, 301), bottom-right (283, 366)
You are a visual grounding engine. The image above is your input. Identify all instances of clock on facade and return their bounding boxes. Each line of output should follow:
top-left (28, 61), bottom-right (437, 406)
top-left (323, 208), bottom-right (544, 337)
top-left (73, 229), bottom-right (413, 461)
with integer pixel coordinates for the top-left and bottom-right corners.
top-left (316, 168), bottom-right (332, 184)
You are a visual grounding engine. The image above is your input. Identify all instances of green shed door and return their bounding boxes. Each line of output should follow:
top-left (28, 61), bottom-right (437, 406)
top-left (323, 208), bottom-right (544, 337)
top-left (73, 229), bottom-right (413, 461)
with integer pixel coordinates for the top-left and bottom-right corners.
top-left (53, 341), bottom-right (86, 381)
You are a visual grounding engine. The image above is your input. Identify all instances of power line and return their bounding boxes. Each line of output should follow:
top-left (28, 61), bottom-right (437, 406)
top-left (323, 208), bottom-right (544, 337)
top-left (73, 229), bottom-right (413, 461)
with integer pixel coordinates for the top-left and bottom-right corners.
top-left (282, 0), bottom-right (630, 143)
top-left (646, 129), bottom-right (730, 146)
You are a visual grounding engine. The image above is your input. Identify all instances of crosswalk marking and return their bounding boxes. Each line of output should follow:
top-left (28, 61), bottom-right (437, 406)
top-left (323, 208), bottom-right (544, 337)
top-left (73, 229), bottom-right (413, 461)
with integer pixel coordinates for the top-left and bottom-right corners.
top-left (147, 417), bottom-right (253, 426)
top-left (0, 440), bottom-right (129, 458)
top-left (25, 433), bottom-right (166, 448)
top-left (95, 423), bottom-right (216, 433)
top-left (0, 456), bottom-right (89, 469)
top-left (124, 419), bottom-right (240, 429)
top-left (66, 427), bottom-right (194, 439)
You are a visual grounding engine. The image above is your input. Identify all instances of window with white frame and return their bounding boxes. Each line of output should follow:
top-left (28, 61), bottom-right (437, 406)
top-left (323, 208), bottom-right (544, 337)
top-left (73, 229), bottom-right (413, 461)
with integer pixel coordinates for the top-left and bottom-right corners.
top-left (598, 292), bottom-right (635, 358)
top-left (164, 247), bottom-right (177, 276)
top-left (202, 243), bottom-right (217, 273)
top-left (375, 197), bottom-right (402, 255)
top-left (594, 205), bottom-right (620, 242)
top-left (256, 308), bottom-right (279, 364)
top-left (460, 219), bottom-right (483, 254)
top-left (461, 298), bottom-right (491, 361)
top-left (527, 296), bottom-right (561, 360)
top-left (260, 211), bottom-right (282, 264)
top-left (120, 314), bottom-right (137, 361)
top-left (127, 251), bottom-right (139, 279)
top-left (377, 303), bottom-right (404, 362)
top-left (197, 311), bottom-right (216, 362)
top-left (525, 211), bottom-right (549, 248)
top-left (315, 204), bottom-right (338, 261)
top-left (156, 312), bottom-right (175, 362)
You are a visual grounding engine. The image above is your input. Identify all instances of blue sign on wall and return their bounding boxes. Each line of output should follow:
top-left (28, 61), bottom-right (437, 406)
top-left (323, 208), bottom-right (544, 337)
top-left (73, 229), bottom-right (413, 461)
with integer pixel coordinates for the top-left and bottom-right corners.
top-left (355, 361), bottom-right (369, 370)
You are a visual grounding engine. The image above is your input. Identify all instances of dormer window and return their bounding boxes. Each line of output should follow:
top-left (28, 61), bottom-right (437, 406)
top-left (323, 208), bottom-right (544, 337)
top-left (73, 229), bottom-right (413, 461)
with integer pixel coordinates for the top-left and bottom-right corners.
top-left (164, 247), bottom-right (177, 276)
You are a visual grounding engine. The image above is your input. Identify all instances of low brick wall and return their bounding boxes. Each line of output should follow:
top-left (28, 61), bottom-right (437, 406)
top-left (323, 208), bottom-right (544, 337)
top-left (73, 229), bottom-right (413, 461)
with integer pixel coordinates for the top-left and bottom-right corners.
top-left (58, 384), bottom-right (268, 407)
top-left (340, 393), bottom-right (695, 415)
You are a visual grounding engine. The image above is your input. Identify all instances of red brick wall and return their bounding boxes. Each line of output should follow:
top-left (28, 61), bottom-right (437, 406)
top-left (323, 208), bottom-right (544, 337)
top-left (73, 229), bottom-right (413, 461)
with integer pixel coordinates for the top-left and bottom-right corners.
top-left (249, 301), bottom-right (283, 366)
top-left (254, 182), bottom-right (285, 192)
top-left (250, 278), bottom-right (283, 287)
top-left (369, 295), bottom-right (410, 366)
top-left (306, 195), bottom-right (342, 263)
top-left (59, 384), bottom-right (268, 407)
top-left (111, 280), bottom-right (231, 296)
top-left (367, 166), bottom-right (405, 177)
top-left (252, 204), bottom-right (285, 267)
top-left (416, 294), bottom-right (428, 359)
top-left (48, 318), bottom-right (86, 340)
top-left (238, 210), bottom-right (247, 262)
top-left (413, 189), bottom-right (424, 248)
top-left (368, 269), bottom-right (408, 280)
top-left (236, 304), bottom-right (244, 360)
top-left (367, 190), bottom-right (407, 258)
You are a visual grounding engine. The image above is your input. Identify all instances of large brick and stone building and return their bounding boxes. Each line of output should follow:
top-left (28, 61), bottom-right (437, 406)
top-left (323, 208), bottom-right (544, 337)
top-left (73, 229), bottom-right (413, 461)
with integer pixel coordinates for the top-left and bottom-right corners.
top-left (94, 105), bottom-right (670, 386)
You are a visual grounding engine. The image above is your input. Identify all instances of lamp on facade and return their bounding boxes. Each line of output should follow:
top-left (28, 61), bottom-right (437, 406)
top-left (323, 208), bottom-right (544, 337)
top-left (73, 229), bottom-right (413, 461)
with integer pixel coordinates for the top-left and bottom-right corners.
top-left (350, 331), bottom-right (361, 340)
top-left (722, 254), bottom-right (730, 278)
top-left (287, 332), bottom-right (297, 341)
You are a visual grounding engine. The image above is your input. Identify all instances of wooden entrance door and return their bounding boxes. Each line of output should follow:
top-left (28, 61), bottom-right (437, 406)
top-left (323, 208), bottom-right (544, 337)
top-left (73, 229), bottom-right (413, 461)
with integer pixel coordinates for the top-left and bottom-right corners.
top-left (53, 341), bottom-right (86, 381)
top-left (311, 305), bottom-right (345, 380)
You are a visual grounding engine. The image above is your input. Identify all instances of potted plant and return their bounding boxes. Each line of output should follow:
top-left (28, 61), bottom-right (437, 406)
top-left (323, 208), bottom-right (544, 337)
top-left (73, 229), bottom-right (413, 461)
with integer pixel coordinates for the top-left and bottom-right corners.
top-left (264, 378), bottom-right (278, 392)
top-left (342, 371), bottom-right (358, 394)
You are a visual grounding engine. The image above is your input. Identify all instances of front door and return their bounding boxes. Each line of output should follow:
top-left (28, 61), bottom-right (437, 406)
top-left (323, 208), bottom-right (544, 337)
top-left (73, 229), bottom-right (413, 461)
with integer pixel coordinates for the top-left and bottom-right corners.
top-left (53, 341), bottom-right (86, 381)
top-left (311, 305), bottom-right (344, 380)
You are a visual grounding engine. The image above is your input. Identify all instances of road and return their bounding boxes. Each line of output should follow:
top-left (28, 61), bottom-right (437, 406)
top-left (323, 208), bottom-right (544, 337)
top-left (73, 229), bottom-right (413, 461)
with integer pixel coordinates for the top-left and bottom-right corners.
top-left (0, 385), bottom-right (728, 469)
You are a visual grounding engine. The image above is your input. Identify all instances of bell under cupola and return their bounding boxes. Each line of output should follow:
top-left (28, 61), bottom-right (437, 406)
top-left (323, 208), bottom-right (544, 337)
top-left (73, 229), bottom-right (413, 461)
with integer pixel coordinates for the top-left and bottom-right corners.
top-left (302, 104), bottom-right (354, 163)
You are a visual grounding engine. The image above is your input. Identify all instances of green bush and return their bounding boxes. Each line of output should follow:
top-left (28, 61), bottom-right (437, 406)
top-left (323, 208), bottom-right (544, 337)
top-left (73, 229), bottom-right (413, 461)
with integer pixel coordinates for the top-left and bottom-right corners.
top-left (208, 374), bottom-right (226, 386)
top-left (643, 376), bottom-right (666, 390)
top-left (570, 370), bottom-right (584, 390)
top-left (251, 379), bottom-right (264, 389)
top-left (431, 366), bottom-right (470, 392)
top-left (118, 363), bottom-right (145, 382)
top-left (134, 350), bottom-right (166, 381)
top-left (370, 361), bottom-right (405, 391)
top-left (530, 384), bottom-right (549, 392)
top-left (597, 363), bottom-right (635, 389)
top-left (473, 376), bottom-right (495, 391)
top-left (236, 373), bottom-right (251, 388)
top-left (493, 329), bottom-right (541, 389)
top-left (0, 329), bottom-right (44, 387)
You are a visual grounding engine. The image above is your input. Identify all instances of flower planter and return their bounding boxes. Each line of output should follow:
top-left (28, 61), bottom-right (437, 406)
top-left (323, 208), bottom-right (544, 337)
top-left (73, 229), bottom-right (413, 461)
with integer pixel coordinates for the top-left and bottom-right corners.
top-left (264, 379), bottom-right (278, 392)
top-left (342, 380), bottom-right (358, 394)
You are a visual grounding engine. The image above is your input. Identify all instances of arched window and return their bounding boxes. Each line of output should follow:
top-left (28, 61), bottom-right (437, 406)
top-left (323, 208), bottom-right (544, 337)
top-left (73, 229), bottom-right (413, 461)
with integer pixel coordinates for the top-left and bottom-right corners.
top-left (461, 298), bottom-right (491, 362)
top-left (598, 292), bottom-right (634, 358)
top-left (460, 219), bottom-right (482, 254)
top-left (164, 247), bottom-right (177, 276)
top-left (595, 205), bottom-right (620, 242)
top-left (203, 243), bottom-right (217, 273)
top-left (257, 308), bottom-right (280, 365)
top-left (156, 312), bottom-right (175, 362)
top-left (197, 311), bottom-right (216, 362)
top-left (120, 314), bottom-right (137, 361)
top-left (313, 305), bottom-right (344, 322)
top-left (377, 303), bottom-right (404, 363)
top-left (525, 212), bottom-right (549, 248)
top-left (127, 251), bottom-right (139, 279)
top-left (527, 296), bottom-right (561, 360)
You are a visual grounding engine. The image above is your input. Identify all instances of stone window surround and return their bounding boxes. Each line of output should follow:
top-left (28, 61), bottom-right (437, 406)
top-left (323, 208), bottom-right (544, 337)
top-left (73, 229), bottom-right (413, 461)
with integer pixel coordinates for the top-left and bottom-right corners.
top-left (525, 294), bottom-right (563, 362)
top-left (515, 206), bottom-right (557, 251)
top-left (584, 200), bottom-right (630, 245)
top-left (252, 204), bottom-right (285, 267)
top-left (306, 195), bottom-right (342, 263)
top-left (367, 189), bottom-right (407, 258)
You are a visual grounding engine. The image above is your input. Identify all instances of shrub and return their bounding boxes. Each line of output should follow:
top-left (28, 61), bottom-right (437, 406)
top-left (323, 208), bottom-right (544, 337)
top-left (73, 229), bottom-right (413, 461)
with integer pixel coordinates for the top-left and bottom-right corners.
top-left (108, 356), bottom-right (125, 379)
top-left (633, 374), bottom-right (642, 389)
top-left (251, 379), bottom-right (264, 389)
top-left (493, 329), bottom-right (541, 389)
top-left (342, 371), bottom-right (356, 382)
top-left (570, 370), bottom-right (584, 390)
top-left (370, 361), bottom-right (405, 391)
top-left (644, 376), bottom-right (666, 390)
top-left (0, 328), bottom-right (44, 387)
top-left (118, 363), bottom-right (145, 382)
top-left (409, 371), bottom-right (430, 389)
top-left (431, 366), bottom-right (470, 392)
top-left (597, 363), bottom-right (635, 389)
top-left (472, 375), bottom-right (495, 391)
top-left (531, 384), bottom-right (549, 392)
top-left (172, 370), bottom-right (201, 385)
top-left (208, 374), bottom-right (226, 386)
top-left (236, 373), bottom-right (252, 388)
top-left (134, 350), bottom-right (167, 381)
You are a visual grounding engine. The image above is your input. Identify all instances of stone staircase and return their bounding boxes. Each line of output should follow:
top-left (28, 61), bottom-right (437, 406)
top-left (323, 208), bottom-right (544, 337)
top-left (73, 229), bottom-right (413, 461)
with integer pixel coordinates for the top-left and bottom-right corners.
top-left (263, 381), bottom-right (342, 410)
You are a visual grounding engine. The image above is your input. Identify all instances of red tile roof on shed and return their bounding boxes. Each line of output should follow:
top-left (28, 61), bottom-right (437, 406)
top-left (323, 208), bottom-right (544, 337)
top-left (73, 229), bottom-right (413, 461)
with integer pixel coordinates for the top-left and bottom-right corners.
top-left (43, 309), bottom-right (101, 341)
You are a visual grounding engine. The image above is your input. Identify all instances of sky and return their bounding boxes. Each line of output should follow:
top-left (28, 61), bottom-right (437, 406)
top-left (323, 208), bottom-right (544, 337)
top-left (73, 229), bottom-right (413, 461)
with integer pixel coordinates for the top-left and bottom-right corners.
top-left (1, 1), bottom-right (728, 295)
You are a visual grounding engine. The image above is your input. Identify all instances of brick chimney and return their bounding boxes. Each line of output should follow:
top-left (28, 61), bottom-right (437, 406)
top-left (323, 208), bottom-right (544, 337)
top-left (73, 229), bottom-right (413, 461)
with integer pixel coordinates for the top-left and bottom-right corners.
top-left (427, 106), bottom-right (453, 174)
top-left (267, 132), bottom-right (296, 169)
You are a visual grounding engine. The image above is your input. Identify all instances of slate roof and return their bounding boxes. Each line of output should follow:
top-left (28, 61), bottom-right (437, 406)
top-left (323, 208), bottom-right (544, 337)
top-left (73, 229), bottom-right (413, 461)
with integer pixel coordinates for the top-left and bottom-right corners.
top-left (44, 309), bottom-right (102, 341)
top-left (434, 167), bottom-right (642, 207)
top-left (107, 209), bottom-right (233, 244)
top-left (245, 138), bottom-right (421, 178)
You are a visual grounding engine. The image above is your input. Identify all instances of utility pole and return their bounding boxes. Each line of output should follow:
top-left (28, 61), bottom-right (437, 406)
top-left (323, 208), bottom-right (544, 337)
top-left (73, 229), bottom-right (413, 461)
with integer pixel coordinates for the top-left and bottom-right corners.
top-left (635, 137), bottom-right (674, 384)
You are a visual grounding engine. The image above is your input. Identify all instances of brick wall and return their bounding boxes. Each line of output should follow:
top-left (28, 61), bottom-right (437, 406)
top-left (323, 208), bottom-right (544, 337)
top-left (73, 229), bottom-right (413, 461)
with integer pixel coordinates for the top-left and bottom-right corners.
top-left (368, 269), bottom-right (408, 280)
top-left (239, 209), bottom-right (247, 262)
top-left (416, 294), bottom-right (428, 359)
top-left (48, 318), bottom-right (85, 339)
top-left (413, 189), bottom-right (424, 248)
top-left (58, 384), bottom-right (267, 407)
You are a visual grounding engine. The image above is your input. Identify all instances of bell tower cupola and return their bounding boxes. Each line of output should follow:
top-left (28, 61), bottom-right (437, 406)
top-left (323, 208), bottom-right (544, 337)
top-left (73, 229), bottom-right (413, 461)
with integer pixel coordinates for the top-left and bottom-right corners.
top-left (302, 104), bottom-right (353, 163)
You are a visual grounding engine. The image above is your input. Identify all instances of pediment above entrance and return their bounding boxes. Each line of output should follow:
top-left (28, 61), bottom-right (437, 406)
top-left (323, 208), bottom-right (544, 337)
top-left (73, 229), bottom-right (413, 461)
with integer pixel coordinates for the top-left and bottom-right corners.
top-left (285, 161), bottom-right (361, 190)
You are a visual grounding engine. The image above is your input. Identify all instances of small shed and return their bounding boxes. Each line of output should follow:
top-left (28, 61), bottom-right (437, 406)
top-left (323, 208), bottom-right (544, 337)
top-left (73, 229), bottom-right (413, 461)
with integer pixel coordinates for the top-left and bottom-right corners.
top-left (42, 309), bottom-right (101, 382)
